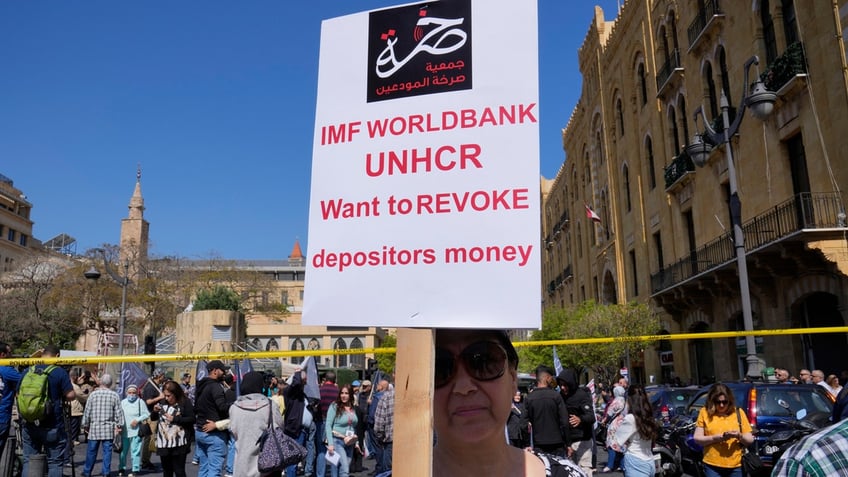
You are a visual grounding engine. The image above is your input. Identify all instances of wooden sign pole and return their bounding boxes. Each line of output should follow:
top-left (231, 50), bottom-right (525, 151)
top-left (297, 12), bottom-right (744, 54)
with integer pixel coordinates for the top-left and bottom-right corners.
top-left (392, 328), bottom-right (435, 477)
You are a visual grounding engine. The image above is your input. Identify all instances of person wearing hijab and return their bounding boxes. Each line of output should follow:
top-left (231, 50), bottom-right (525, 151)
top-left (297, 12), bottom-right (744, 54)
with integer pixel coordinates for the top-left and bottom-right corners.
top-left (118, 384), bottom-right (150, 477)
top-left (229, 371), bottom-right (284, 477)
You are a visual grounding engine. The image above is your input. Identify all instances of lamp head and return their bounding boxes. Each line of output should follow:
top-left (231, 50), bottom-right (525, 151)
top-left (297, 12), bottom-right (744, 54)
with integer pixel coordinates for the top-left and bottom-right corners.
top-left (684, 134), bottom-right (713, 168)
top-left (83, 266), bottom-right (101, 282)
top-left (746, 79), bottom-right (777, 121)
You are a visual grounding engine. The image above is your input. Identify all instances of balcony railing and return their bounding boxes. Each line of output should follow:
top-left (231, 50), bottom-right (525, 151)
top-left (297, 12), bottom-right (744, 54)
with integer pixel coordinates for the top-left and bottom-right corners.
top-left (664, 151), bottom-right (695, 189)
top-left (761, 41), bottom-right (807, 92)
top-left (651, 192), bottom-right (847, 293)
top-left (656, 48), bottom-right (682, 93)
top-left (687, 0), bottom-right (723, 48)
top-left (547, 264), bottom-right (573, 295)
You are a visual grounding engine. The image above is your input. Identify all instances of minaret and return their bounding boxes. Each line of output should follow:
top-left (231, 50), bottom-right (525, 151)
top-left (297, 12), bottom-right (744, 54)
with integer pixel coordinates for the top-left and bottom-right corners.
top-left (288, 240), bottom-right (304, 266)
top-left (120, 165), bottom-right (150, 277)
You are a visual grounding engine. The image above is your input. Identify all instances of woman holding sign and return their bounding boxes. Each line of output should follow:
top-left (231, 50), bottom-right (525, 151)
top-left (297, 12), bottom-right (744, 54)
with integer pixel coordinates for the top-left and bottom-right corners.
top-left (432, 329), bottom-right (586, 477)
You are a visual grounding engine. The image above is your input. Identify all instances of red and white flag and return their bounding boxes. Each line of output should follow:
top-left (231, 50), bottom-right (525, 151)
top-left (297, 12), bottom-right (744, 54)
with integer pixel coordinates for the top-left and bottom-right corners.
top-left (585, 204), bottom-right (602, 223)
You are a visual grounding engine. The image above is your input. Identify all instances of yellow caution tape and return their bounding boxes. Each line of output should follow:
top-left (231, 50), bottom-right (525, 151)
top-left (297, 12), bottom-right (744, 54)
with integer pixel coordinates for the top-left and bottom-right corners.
top-left (1, 326), bottom-right (845, 367)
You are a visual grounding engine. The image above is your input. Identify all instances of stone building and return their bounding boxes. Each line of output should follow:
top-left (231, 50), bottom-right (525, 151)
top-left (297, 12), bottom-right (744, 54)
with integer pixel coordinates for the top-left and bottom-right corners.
top-left (107, 171), bottom-right (386, 372)
top-left (542, 0), bottom-right (848, 384)
top-left (0, 173), bottom-right (36, 273)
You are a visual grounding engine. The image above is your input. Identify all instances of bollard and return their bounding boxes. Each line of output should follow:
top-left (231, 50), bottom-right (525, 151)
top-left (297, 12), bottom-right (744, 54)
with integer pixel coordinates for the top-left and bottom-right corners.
top-left (26, 454), bottom-right (45, 477)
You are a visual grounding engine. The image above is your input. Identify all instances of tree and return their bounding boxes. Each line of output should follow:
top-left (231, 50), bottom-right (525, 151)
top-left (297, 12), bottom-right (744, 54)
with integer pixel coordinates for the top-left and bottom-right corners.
top-left (193, 285), bottom-right (243, 312)
top-left (519, 301), bottom-right (660, 388)
top-left (0, 254), bottom-right (82, 353)
top-left (375, 333), bottom-right (397, 376)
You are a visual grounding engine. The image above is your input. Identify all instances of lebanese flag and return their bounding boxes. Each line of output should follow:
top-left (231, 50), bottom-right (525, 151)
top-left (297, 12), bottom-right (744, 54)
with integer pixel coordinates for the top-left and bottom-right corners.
top-left (585, 204), bottom-right (602, 223)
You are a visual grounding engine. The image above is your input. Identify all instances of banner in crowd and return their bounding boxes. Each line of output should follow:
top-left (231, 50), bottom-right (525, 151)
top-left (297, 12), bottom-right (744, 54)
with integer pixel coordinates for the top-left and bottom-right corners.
top-left (117, 362), bottom-right (150, 398)
top-left (304, 0), bottom-right (540, 328)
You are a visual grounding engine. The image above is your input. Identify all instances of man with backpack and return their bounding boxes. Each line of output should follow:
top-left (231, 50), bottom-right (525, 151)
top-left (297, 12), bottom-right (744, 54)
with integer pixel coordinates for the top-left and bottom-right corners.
top-left (17, 344), bottom-right (75, 477)
top-left (0, 342), bottom-right (21, 463)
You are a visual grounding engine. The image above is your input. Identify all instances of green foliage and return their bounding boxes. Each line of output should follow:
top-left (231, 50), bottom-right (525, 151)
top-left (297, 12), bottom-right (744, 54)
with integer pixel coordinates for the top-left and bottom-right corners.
top-left (192, 285), bottom-right (243, 312)
top-left (519, 301), bottom-right (660, 386)
top-left (375, 333), bottom-right (397, 375)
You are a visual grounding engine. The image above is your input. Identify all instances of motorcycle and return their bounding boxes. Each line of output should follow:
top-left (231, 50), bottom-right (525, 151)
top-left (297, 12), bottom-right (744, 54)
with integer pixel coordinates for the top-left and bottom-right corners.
top-left (761, 399), bottom-right (827, 465)
top-left (653, 415), bottom-right (705, 477)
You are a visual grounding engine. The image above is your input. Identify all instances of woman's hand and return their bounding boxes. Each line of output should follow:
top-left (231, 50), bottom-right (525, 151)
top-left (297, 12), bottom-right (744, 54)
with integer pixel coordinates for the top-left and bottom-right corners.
top-left (201, 420), bottom-right (217, 433)
top-left (131, 419), bottom-right (138, 428)
top-left (327, 445), bottom-right (335, 456)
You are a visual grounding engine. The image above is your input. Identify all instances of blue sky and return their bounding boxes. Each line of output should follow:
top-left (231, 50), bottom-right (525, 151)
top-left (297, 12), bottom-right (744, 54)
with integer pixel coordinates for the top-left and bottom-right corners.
top-left (0, 1), bottom-right (619, 260)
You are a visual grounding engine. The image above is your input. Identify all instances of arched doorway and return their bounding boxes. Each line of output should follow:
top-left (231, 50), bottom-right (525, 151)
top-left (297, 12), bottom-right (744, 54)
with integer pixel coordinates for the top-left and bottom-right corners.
top-left (602, 270), bottom-right (617, 304)
top-left (333, 338), bottom-right (348, 368)
top-left (689, 322), bottom-right (715, 385)
top-left (350, 338), bottom-right (365, 369)
top-left (794, 292), bottom-right (847, 375)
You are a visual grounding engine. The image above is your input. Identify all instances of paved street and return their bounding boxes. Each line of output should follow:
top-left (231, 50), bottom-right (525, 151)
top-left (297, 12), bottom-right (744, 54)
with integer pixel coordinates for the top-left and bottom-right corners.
top-left (63, 441), bottom-right (379, 477)
top-left (61, 442), bottom-right (628, 477)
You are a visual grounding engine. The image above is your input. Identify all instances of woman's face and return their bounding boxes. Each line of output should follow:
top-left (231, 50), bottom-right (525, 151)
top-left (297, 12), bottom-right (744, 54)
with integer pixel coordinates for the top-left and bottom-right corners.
top-left (434, 330), bottom-right (517, 447)
top-left (164, 389), bottom-right (177, 405)
top-left (340, 388), bottom-right (351, 404)
top-left (714, 393), bottom-right (730, 414)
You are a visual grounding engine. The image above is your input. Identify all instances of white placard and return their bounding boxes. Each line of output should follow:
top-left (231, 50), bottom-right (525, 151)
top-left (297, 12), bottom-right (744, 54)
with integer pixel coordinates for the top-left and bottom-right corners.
top-left (304, 0), bottom-right (540, 329)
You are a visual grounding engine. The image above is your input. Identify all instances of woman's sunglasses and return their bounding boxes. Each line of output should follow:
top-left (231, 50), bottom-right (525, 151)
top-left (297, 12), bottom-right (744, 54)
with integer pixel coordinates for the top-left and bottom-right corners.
top-left (435, 341), bottom-right (508, 388)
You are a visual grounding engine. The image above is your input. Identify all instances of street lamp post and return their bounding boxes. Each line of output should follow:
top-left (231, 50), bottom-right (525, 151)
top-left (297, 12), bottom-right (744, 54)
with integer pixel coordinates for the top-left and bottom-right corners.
top-left (684, 55), bottom-right (776, 379)
top-left (84, 250), bottom-right (131, 356)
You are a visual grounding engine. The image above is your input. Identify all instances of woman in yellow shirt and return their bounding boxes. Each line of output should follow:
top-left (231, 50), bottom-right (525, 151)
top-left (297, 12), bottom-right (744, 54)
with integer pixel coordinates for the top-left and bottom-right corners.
top-left (693, 383), bottom-right (755, 477)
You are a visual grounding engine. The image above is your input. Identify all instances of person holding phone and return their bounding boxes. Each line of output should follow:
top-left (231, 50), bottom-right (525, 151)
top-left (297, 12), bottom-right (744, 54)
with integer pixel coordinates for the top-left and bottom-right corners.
top-left (693, 383), bottom-right (755, 477)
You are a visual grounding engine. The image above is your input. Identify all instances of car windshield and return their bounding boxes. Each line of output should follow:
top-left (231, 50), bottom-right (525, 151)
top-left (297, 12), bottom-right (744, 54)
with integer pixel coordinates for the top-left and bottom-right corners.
top-left (756, 387), bottom-right (832, 417)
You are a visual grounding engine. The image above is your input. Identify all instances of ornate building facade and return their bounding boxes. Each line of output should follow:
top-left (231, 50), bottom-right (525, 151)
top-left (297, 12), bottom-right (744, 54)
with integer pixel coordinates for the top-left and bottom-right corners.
top-left (542, 0), bottom-right (848, 384)
top-left (0, 173), bottom-right (36, 273)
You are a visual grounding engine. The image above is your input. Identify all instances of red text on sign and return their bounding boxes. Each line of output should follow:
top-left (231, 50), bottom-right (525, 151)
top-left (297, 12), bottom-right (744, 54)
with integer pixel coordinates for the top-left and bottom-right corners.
top-left (365, 144), bottom-right (481, 177)
top-left (387, 188), bottom-right (529, 215)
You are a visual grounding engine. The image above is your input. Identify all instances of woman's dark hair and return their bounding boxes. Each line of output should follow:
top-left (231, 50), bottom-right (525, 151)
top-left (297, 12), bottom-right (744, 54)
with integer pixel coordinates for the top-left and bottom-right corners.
top-left (334, 383), bottom-right (355, 409)
top-left (705, 383), bottom-right (736, 416)
top-left (163, 380), bottom-right (186, 404)
top-left (627, 384), bottom-right (659, 441)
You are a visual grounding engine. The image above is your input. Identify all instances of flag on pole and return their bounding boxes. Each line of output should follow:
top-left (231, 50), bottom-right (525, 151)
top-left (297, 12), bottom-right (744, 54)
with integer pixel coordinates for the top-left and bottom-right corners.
top-left (585, 204), bottom-right (602, 223)
top-left (195, 359), bottom-right (208, 384)
top-left (302, 356), bottom-right (320, 401)
top-left (233, 359), bottom-right (255, 397)
top-left (118, 362), bottom-right (150, 398)
top-left (552, 346), bottom-right (563, 377)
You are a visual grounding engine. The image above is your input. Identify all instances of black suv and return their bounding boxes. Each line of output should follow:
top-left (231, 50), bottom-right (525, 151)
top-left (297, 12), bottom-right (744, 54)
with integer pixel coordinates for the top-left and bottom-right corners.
top-left (685, 382), bottom-right (834, 466)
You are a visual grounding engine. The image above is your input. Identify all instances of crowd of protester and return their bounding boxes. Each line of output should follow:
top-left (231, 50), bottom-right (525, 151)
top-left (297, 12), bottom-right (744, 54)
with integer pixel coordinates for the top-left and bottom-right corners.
top-left (3, 339), bottom-right (848, 477)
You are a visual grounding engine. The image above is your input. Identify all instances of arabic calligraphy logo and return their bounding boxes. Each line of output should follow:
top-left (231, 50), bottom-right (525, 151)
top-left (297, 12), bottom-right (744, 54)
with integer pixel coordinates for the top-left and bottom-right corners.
top-left (367, 0), bottom-right (472, 103)
top-left (375, 15), bottom-right (467, 78)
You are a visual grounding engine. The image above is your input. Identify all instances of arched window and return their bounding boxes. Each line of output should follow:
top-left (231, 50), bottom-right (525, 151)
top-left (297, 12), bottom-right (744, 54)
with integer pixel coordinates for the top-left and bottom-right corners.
top-left (677, 94), bottom-right (689, 147)
top-left (266, 338), bottom-right (279, 352)
top-left (291, 338), bottom-right (305, 365)
top-left (577, 222), bottom-right (583, 258)
top-left (659, 26), bottom-right (670, 65)
top-left (307, 338), bottom-right (321, 351)
top-left (350, 338), bottom-right (365, 369)
top-left (705, 61), bottom-right (718, 120)
top-left (761, 0), bottom-right (777, 63)
top-left (638, 63), bottom-right (648, 106)
top-left (623, 164), bottom-right (632, 212)
top-left (669, 107), bottom-right (681, 156)
top-left (616, 98), bottom-right (625, 137)
top-left (782, 0), bottom-right (798, 45)
top-left (646, 137), bottom-right (657, 190)
top-left (251, 338), bottom-right (262, 350)
top-left (596, 131), bottom-right (605, 165)
top-left (718, 47), bottom-right (732, 108)
top-left (333, 338), bottom-right (348, 368)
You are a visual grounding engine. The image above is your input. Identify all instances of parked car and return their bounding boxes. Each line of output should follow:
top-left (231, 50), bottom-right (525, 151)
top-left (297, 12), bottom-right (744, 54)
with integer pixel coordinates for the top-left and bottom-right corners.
top-left (646, 385), bottom-right (701, 425)
top-left (684, 382), bottom-right (834, 466)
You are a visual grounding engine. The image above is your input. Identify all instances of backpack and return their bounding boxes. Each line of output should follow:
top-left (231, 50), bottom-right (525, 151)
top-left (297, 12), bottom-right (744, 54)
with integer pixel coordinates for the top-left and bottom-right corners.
top-left (16, 365), bottom-right (57, 424)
